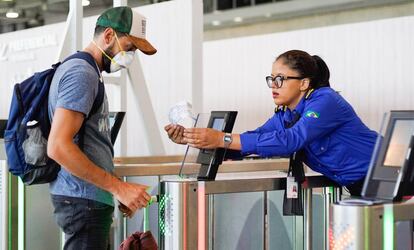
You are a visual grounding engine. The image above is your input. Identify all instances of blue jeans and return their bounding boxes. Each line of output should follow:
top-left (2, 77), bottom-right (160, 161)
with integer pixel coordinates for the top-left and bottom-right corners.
top-left (51, 195), bottom-right (114, 250)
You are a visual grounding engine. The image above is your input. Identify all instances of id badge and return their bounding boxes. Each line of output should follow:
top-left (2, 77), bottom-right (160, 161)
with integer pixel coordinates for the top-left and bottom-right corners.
top-left (287, 176), bottom-right (298, 199)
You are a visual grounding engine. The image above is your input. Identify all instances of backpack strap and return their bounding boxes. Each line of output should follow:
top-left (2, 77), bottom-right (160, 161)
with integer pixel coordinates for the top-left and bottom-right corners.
top-left (62, 52), bottom-right (105, 149)
top-left (89, 83), bottom-right (105, 117)
top-left (77, 83), bottom-right (104, 149)
top-left (72, 52), bottom-right (105, 114)
top-left (63, 51), bottom-right (100, 78)
top-left (62, 51), bottom-right (105, 116)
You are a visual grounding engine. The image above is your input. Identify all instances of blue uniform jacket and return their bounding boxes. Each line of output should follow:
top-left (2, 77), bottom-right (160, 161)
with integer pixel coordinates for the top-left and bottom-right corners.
top-left (240, 87), bottom-right (378, 186)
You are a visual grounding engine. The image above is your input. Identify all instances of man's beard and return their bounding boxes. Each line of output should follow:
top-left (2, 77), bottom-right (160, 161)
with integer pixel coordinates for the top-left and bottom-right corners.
top-left (102, 44), bottom-right (114, 73)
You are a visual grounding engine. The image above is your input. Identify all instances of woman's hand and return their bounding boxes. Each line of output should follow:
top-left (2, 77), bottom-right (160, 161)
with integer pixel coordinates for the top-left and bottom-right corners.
top-left (183, 128), bottom-right (224, 149)
top-left (164, 124), bottom-right (186, 144)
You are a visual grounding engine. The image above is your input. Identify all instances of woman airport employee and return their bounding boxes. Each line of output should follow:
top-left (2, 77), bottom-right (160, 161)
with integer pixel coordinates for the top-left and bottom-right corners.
top-left (165, 50), bottom-right (378, 196)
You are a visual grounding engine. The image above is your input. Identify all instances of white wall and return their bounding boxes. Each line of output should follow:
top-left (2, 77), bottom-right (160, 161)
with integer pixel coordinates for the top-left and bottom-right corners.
top-left (203, 15), bottom-right (414, 134)
top-left (0, 0), bottom-right (202, 156)
top-left (0, 24), bottom-right (62, 111)
top-left (122, 0), bottom-right (203, 156)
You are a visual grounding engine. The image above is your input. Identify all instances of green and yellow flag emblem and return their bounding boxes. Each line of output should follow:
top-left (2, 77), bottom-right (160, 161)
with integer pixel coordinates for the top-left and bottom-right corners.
top-left (305, 111), bottom-right (320, 119)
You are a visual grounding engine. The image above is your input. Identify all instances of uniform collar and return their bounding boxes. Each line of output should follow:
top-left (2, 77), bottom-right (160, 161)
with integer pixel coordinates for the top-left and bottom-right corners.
top-left (283, 89), bottom-right (314, 125)
top-left (284, 95), bottom-right (305, 121)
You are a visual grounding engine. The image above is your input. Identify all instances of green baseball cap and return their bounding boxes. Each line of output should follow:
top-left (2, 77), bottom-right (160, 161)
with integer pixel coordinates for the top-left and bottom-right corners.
top-left (97, 6), bottom-right (157, 55)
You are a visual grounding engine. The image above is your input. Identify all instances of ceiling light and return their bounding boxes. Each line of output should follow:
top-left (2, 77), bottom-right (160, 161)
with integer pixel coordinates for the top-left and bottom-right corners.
top-left (6, 9), bottom-right (19, 19)
top-left (233, 17), bottom-right (243, 23)
top-left (212, 20), bottom-right (221, 26)
top-left (82, 0), bottom-right (90, 7)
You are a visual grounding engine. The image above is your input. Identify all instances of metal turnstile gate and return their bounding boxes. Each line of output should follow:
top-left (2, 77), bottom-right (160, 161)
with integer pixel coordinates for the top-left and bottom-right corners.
top-left (159, 172), bottom-right (341, 250)
top-left (330, 200), bottom-right (414, 250)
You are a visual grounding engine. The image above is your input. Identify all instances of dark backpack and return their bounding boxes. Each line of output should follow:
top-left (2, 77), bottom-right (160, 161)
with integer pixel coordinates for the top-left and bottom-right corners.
top-left (4, 51), bottom-right (104, 185)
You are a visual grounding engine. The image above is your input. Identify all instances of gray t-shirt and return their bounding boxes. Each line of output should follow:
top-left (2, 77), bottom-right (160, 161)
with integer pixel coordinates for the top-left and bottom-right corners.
top-left (48, 58), bottom-right (114, 206)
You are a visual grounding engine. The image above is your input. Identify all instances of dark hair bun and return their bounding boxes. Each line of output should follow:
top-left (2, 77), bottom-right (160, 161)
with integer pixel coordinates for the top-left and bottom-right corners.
top-left (312, 55), bottom-right (330, 88)
top-left (276, 50), bottom-right (330, 89)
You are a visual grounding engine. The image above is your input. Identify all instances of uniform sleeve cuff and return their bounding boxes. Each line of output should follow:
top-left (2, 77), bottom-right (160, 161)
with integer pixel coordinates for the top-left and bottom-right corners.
top-left (240, 132), bottom-right (259, 155)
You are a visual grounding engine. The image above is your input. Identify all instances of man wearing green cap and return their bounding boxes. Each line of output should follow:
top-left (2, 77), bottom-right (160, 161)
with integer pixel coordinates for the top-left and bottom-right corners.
top-left (47, 6), bottom-right (156, 249)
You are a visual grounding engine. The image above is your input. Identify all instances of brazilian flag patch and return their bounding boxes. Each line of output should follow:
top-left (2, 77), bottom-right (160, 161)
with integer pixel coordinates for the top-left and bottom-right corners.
top-left (305, 111), bottom-right (320, 118)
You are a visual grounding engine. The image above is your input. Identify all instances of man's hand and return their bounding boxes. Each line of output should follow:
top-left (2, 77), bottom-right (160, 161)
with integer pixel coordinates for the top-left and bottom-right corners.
top-left (164, 124), bottom-right (186, 144)
top-left (183, 128), bottom-right (224, 149)
top-left (118, 203), bottom-right (133, 218)
top-left (113, 182), bottom-right (151, 218)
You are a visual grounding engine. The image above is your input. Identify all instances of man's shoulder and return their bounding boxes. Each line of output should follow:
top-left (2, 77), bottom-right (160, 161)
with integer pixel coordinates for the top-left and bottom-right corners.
top-left (49, 57), bottom-right (101, 109)
top-left (58, 58), bottom-right (98, 77)
top-left (53, 58), bottom-right (100, 92)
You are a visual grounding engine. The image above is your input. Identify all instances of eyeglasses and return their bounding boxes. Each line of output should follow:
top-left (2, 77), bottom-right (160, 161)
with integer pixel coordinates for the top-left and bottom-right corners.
top-left (265, 75), bottom-right (304, 88)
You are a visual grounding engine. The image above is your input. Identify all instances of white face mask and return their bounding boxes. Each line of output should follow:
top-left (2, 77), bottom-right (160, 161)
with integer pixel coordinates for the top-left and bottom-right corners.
top-left (110, 51), bottom-right (135, 72)
top-left (93, 32), bottom-right (136, 73)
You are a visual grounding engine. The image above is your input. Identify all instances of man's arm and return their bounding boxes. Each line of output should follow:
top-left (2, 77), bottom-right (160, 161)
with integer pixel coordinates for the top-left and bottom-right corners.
top-left (47, 108), bottom-right (150, 215)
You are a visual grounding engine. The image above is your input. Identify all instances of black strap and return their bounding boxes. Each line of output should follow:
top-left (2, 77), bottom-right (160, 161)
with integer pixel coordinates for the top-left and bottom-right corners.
top-left (288, 152), bottom-right (306, 183)
top-left (78, 83), bottom-right (104, 149)
top-left (284, 112), bottom-right (306, 184)
top-left (283, 110), bottom-right (306, 216)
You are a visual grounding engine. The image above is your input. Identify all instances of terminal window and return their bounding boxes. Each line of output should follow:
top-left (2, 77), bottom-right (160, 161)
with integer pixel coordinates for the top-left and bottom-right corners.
top-left (383, 120), bottom-right (414, 167)
top-left (212, 118), bottom-right (225, 130)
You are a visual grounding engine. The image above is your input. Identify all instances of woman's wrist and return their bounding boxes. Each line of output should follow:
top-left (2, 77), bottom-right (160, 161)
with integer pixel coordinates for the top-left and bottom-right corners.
top-left (228, 134), bottom-right (241, 151)
top-left (218, 131), bottom-right (226, 148)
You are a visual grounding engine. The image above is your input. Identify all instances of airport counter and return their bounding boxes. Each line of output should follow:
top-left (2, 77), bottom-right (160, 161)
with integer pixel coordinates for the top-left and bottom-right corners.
top-left (114, 156), bottom-right (341, 250)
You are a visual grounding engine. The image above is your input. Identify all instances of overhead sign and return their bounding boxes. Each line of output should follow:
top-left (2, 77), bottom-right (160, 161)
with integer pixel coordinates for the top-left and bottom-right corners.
top-left (0, 34), bottom-right (57, 62)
